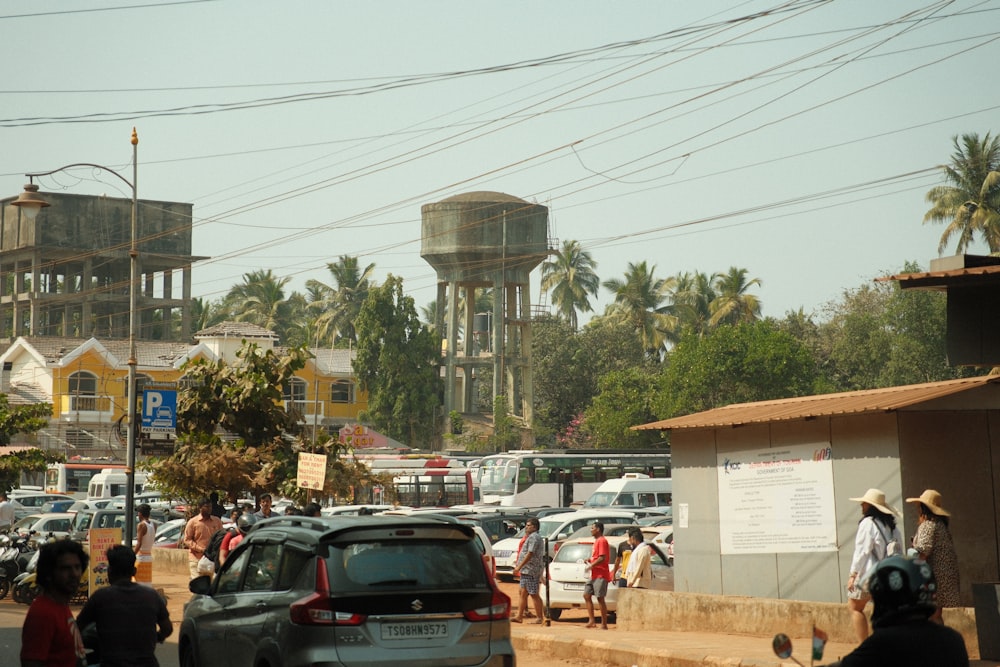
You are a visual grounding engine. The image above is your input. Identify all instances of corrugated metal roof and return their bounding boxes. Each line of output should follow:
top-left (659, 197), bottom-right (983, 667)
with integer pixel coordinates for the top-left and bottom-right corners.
top-left (879, 264), bottom-right (1000, 290)
top-left (633, 375), bottom-right (999, 431)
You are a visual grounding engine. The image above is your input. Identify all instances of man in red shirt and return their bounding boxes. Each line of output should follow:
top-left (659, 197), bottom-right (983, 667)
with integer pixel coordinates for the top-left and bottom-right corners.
top-left (21, 540), bottom-right (88, 667)
top-left (583, 521), bottom-right (611, 629)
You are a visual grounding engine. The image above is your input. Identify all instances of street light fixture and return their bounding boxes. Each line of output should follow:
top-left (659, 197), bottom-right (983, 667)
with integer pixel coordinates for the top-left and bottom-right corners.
top-left (11, 128), bottom-right (141, 547)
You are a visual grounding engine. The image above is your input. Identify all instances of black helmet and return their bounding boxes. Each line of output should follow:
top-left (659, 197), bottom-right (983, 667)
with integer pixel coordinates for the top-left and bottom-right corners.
top-left (237, 513), bottom-right (259, 535)
top-left (867, 555), bottom-right (936, 627)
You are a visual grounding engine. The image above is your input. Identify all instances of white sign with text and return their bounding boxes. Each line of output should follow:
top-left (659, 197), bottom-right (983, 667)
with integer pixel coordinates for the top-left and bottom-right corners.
top-left (717, 443), bottom-right (836, 555)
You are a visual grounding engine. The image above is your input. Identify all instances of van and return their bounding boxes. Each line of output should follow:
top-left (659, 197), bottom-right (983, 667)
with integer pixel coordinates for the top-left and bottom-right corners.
top-left (87, 469), bottom-right (147, 500)
top-left (581, 474), bottom-right (672, 509)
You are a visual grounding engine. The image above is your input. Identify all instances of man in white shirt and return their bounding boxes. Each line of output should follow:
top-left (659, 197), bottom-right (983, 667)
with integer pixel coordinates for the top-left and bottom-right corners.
top-left (0, 491), bottom-right (16, 532)
top-left (623, 527), bottom-right (653, 589)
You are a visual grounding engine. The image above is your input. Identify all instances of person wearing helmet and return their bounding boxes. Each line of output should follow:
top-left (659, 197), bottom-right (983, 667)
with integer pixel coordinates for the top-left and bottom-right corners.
top-left (218, 513), bottom-right (258, 566)
top-left (829, 555), bottom-right (968, 666)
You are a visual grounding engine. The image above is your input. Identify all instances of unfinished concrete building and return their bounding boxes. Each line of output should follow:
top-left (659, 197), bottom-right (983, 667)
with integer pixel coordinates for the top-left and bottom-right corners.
top-left (0, 192), bottom-right (203, 343)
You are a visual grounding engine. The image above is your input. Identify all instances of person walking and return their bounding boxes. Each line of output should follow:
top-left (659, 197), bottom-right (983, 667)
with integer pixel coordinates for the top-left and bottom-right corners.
top-left (182, 498), bottom-right (224, 579)
top-left (0, 490), bottom-right (16, 532)
top-left (847, 488), bottom-right (903, 643)
top-left (582, 521), bottom-right (611, 629)
top-left (834, 555), bottom-right (968, 667)
top-left (623, 527), bottom-right (653, 589)
top-left (906, 489), bottom-right (960, 622)
top-left (76, 545), bottom-right (172, 667)
top-left (511, 517), bottom-right (544, 624)
top-left (20, 540), bottom-right (89, 667)
top-left (133, 503), bottom-right (156, 586)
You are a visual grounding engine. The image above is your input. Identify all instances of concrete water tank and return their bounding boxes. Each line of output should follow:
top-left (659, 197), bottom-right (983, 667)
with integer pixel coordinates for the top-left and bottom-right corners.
top-left (420, 191), bottom-right (549, 282)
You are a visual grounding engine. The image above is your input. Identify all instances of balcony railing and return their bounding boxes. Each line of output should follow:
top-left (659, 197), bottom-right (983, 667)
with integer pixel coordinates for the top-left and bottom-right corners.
top-left (60, 395), bottom-right (115, 420)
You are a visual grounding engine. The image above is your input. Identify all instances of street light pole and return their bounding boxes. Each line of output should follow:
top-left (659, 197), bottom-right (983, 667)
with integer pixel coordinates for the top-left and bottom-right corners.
top-left (12, 128), bottom-right (141, 547)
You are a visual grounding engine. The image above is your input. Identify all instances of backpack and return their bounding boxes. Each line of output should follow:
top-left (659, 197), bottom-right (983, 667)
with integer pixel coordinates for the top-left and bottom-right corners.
top-left (875, 521), bottom-right (901, 559)
top-left (203, 527), bottom-right (231, 566)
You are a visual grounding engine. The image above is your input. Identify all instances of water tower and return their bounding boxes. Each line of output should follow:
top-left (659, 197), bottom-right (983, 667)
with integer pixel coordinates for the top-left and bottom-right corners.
top-left (420, 191), bottom-right (549, 429)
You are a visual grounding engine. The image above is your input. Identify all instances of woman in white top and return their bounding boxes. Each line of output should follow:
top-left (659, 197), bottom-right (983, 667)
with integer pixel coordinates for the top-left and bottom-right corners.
top-left (847, 488), bottom-right (903, 643)
top-left (134, 503), bottom-right (156, 587)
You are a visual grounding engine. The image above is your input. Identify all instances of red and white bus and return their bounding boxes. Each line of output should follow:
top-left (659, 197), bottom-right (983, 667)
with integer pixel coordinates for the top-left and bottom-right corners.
top-left (353, 454), bottom-right (476, 507)
top-left (46, 461), bottom-right (126, 499)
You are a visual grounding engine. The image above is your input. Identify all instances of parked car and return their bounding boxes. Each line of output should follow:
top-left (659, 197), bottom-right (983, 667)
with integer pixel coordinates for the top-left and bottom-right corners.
top-left (179, 515), bottom-right (514, 667)
top-left (454, 513), bottom-right (532, 544)
top-left (540, 535), bottom-right (673, 620)
top-left (39, 499), bottom-right (77, 513)
top-left (562, 523), bottom-right (639, 543)
top-left (153, 518), bottom-right (188, 548)
top-left (10, 512), bottom-right (76, 545)
top-left (494, 509), bottom-right (651, 580)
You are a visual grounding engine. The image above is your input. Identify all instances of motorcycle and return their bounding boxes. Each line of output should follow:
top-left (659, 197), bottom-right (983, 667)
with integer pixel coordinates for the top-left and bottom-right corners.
top-left (12, 548), bottom-right (41, 604)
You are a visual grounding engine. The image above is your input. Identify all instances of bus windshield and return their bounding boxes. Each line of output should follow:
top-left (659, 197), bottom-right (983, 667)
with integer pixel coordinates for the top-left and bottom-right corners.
top-left (476, 459), bottom-right (517, 496)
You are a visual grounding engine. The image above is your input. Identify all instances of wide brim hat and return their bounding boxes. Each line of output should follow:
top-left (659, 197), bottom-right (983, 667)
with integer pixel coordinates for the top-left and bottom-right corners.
top-left (905, 489), bottom-right (951, 517)
top-left (849, 488), bottom-right (901, 517)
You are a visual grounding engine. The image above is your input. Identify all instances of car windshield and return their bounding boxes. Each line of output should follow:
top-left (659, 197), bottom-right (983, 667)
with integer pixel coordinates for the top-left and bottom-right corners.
top-left (582, 492), bottom-right (617, 507)
top-left (554, 543), bottom-right (593, 563)
top-left (328, 537), bottom-right (489, 593)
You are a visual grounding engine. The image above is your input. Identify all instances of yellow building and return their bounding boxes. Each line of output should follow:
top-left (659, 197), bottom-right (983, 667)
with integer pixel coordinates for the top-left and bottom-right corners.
top-left (0, 321), bottom-right (367, 458)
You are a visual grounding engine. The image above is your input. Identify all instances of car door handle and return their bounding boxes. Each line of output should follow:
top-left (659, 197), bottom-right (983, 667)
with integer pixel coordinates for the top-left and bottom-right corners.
top-left (256, 601), bottom-right (268, 612)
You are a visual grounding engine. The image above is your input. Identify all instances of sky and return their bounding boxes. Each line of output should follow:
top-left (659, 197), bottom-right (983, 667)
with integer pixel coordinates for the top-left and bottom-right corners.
top-left (2, 0), bottom-right (998, 326)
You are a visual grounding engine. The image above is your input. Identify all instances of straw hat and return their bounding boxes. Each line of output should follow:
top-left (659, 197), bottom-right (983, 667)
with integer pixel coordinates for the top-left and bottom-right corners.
top-left (849, 488), bottom-right (901, 517)
top-left (905, 489), bottom-right (951, 517)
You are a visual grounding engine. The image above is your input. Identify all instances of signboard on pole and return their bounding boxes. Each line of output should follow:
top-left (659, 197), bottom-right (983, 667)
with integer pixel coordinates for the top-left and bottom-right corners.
top-left (141, 388), bottom-right (177, 435)
top-left (297, 452), bottom-right (328, 490)
top-left (88, 527), bottom-right (122, 594)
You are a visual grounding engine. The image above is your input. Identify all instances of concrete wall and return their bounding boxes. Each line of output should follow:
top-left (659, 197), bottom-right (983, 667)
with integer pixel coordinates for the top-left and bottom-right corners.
top-left (616, 589), bottom-right (980, 658)
top-left (673, 412), bottom-right (905, 603)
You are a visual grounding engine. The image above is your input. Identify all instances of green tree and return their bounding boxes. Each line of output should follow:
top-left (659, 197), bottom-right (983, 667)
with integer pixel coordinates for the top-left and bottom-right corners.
top-left (602, 261), bottom-right (678, 355)
top-left (668, 271), bottom-right (715, 337)
top-left (0, 396), bottom-right (59, 492)
top-left (150, 342), bottom-right (309, 502)
top-left (654, 320), bottom-right (820, 418)
top-left (817, 263), bottom-right (979, 390)
top-left (306, 256), bottom-right (376, 347)
top-left (224, 269), bottom-right (298, 341)
top-left (354, 275), bottom-right (442, 447)
top-left (924, 132), bottom-right (1000, 254)
top-left (709, 267), bottom-right (762, 327)
top-left (583, 368), bottom-right (665, 449)
top-left (541, 239), bottom-right (600, 331)
top-left (489, 395), bottom-right (520, 452)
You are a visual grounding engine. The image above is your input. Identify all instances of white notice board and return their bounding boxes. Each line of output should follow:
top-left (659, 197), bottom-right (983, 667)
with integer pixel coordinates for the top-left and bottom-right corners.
top-left (717, 443), bottom-right (837, 555)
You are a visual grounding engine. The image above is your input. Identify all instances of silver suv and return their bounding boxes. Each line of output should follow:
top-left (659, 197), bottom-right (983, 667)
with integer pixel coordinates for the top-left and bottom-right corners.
top-left (179, 515), bottom-right (515, 667)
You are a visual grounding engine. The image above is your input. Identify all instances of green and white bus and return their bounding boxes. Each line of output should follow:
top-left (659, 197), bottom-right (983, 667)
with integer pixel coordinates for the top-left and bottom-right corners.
top-left (475, 450), bottom-right (670, 507)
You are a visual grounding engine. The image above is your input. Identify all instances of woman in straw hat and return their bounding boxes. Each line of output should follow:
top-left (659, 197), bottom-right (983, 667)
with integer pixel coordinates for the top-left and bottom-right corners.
top-left (847, 488), bottom-right (903, 643)
top-left (906, 489), bottom-right (960, 620)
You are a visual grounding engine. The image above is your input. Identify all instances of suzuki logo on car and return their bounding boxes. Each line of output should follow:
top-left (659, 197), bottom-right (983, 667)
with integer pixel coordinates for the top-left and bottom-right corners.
top-left (411, 599), bottom-right (423, 611)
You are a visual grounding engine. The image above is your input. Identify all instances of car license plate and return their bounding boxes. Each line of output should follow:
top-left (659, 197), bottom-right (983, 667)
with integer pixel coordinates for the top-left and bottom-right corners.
top-left (562, 583), bottom-right (585, 591)
top-left (381, 622), bottom-right (449, 640)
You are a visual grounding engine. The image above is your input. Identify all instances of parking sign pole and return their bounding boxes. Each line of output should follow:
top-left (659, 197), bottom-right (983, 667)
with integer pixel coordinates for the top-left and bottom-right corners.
top-left (543, 537), bottom-right (551, 626)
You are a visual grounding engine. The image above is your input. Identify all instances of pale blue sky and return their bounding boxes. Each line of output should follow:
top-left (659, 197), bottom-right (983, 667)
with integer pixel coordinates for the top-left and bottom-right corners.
top-left (3, 0), bottom-right (997, 325)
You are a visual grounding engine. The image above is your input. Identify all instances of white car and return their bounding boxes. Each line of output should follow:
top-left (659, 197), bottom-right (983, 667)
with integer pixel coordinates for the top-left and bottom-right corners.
top-left (492, 531), bottom-right (523, 581)
top-left (539, 535), bottom-right (673, 620)
top-left (10, 512), bottom-right (76, 544)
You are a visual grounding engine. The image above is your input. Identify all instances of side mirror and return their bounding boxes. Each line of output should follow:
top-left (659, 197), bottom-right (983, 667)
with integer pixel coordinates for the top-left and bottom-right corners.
top-left (189, 575), bottom-right (213, 596)
top-left (557, 532), bottom-right (567, 541)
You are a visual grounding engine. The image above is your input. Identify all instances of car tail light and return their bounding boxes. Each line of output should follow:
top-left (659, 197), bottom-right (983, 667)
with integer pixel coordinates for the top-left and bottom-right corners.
top-left (553, 541), bottom-right (561, 554)
top-left (464, 586), bottom-right (511, 621)
top-left (289, 557), bottom-right (368, 626)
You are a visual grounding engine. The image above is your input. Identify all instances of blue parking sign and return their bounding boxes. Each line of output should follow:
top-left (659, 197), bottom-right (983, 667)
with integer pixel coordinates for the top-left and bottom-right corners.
top-left (141, 389), bottom-right (177, 434)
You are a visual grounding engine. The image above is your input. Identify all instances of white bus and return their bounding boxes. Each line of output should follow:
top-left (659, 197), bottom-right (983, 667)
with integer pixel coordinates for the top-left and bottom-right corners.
top-left (87, 468), bottom-right (148, 500)
top-left (46, 462), bottom-right (127, 499)
top-left (475, 450), bottom-right (670, 507)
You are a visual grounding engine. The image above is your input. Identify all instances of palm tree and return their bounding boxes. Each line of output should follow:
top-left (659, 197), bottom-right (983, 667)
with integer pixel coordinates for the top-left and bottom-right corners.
top-left (709, 267), bottom-right (762, 327)
top-left (668, 271), bottom-right (715, 336)
top-left (924, 132), bottom-right (1000, 254)
top-left (306, 256), bottom-right (375, 347)
top-left (225, 269), bottom-right (292, 334)
top-left (602, 261), bottom-right (677, 355)
top-left (540, 240), bottom-right (600, 331)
